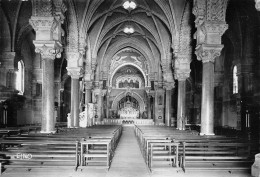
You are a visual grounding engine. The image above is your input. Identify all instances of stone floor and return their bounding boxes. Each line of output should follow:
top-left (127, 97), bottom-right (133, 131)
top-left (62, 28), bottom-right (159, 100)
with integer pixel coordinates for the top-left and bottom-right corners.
top-left (1, 126), bottom-right (252, 177)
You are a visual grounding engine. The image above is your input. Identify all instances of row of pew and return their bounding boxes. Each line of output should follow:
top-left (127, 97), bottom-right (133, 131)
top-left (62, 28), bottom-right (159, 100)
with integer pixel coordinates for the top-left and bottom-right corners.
top-left (0, 125), bottom-right (122, 174)
top-left (0, 122), bottom-right (68, 138)
top-left (134, 125), bottom-right (254, 172)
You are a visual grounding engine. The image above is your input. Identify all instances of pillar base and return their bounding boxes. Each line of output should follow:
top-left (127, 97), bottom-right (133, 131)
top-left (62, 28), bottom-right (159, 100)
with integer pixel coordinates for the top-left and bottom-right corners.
top-left (200, 133), bottom-right (215, 136)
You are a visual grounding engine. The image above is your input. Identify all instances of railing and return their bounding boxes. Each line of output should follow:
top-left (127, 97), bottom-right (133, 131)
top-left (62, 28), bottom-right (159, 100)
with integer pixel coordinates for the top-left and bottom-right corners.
top-left (102, 119), bottom-right (154, 125)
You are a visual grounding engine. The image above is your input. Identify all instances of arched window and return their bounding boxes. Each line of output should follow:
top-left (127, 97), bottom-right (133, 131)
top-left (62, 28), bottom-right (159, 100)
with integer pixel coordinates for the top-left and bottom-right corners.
top-left (233, 65), bottom-right (238, 94)
top-left (16, 60), bottom-right (24, 94)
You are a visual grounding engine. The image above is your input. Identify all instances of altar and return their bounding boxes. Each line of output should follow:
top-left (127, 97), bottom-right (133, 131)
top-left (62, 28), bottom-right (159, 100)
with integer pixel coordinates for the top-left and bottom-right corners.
top-left (118, 101), bottom-right (139, 119)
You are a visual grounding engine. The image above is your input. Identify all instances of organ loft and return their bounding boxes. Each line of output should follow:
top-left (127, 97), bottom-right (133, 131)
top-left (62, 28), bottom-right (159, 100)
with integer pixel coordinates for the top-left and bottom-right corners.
top-left (0, 0), bottom-right (260, 176)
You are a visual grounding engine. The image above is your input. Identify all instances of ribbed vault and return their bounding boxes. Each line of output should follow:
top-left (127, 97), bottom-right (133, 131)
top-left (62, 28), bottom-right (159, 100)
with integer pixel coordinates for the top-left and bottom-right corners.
top-left (75, 0), bottom-right (188, 83)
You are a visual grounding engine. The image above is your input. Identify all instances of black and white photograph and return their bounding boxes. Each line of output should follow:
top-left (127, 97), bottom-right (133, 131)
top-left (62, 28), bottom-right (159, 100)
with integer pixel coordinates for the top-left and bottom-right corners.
top-left (0, 0), bottom-right (260, 176)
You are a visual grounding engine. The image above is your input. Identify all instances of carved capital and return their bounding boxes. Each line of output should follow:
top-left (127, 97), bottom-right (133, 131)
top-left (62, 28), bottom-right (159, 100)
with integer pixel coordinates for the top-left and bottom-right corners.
top-left (67, 67), bottom-right (84, 79)
top-left (256, 0), bottom-right (260, 11)
top-left (34, 41), bottom-right (61, 59)
top-left (174, 71), bottom-right (190, 81)
top-left (163, 72), bottom-right (174, 83)
top-left (84, 81), bottom-right (93, 90)
top-left (163, 82), bottom-right (175, 90)
top-left (195, 44), bottom-right (223, 63)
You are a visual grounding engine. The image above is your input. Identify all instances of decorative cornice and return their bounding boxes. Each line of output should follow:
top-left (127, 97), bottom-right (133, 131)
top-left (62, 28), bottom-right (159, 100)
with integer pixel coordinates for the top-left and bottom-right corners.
top-left (29, 16), bottom-right (55, 31)
top-left (67, 67), bottom-right (84, 79)
top-left (195, 44), bottom-right (224, 63)
top-left (204, 22), bottom-right (228, 36)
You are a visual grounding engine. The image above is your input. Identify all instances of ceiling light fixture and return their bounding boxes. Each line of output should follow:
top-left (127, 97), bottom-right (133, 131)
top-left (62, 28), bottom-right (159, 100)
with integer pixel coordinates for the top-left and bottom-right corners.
top-left (123, 1), bottom-right (137, 10)
top-left (124, 26), bottom-right (135, 34)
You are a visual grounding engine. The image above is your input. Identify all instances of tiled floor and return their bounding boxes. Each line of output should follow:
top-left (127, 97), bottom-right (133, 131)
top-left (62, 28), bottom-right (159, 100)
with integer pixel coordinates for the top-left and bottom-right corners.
top-left (1, 126), bottom-right (252, 177)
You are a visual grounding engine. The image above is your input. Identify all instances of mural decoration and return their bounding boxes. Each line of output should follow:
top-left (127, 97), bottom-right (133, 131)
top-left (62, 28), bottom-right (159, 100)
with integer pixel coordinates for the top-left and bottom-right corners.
top-left (116, 75), bottom-right (142, 88)
top-left (110, 48), bottom-right (148, 75)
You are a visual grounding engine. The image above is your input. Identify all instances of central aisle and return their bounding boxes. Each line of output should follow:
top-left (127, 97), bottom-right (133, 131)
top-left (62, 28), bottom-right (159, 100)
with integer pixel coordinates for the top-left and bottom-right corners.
top-left (105, 126), bottom-right (151, 177)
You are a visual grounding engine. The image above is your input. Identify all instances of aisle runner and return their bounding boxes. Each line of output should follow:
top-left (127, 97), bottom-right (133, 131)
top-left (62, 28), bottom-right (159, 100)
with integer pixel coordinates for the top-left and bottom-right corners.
top-left (105, 126), bottom-right (150, 177)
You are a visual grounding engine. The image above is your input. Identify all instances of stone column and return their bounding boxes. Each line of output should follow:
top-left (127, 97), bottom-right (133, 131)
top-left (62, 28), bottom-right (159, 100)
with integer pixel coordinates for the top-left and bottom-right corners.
top-left (193, 0), bottom-right (228, 135)
top-left (33, 44), bottom-right (57, 133)
top-left (85, 81), bottom-right (92, 105)
top-left (196, 45), bottom-right (224, 135)
top-left (175, 67), bottom-right (190, 130)
top-left (29, 0), bottom-right (66, 133)
top-left (97, 89), bottom-right (103, 123)
top-left (177, 80), bottom-right (186, 130)
top-left (147, 96), bottom-right (151, 119)
top-left (106, 87), bottom-right (112, 118)
top-left (145, 87), bottom-right (152, 119)
top-left (154, 87), bottom-right (165, 125)
top-left (164, 84), bottom-right (174, 126)
top-left (67, 68), bottom-right (82, 128)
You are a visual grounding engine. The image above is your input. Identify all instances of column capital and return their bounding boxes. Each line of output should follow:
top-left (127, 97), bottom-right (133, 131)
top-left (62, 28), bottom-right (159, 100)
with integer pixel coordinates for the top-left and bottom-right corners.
top-left (163, 82), bottom-right (175, 90)
top-left (67, 67), bottom-right (84, 79)
top-left (34, 41), bottom-right (62, 59)
top-left (163, 72), bottom-right (174, 83)
top-left (193, 0), bottom-right (228, 45)
top-left (195, 44), bottom-right (223, 63)
top-left (175, 72), bottom-right (190, 81)
top-left (84, 81), bottom-right (93, 90)
top-left (66, 51), bottom-right (81, 67)
top-left (256, 0), bottom-right (260, 11)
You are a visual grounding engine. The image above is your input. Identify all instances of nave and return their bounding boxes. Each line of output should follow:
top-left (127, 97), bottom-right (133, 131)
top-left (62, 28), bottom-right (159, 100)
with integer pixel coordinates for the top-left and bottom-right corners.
top-left (0, 125), bottom-right (255, 177)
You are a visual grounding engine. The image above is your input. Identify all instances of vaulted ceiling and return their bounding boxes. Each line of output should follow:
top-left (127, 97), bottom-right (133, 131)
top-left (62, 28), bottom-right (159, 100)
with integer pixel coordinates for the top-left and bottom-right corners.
top-left (69, 0), bottom-right (188, 82)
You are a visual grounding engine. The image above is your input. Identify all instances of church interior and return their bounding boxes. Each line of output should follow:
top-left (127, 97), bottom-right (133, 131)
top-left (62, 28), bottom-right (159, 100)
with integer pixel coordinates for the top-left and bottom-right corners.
top-left (0, 0), bottom-right (260, 176)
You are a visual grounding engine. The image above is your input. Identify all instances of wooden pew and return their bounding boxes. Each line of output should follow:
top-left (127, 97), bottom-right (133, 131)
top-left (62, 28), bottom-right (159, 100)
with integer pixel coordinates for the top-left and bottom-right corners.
top-left (0, 125), bottom-right (122, 172)
top-left (135, 125), bottom-right (253, 172)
